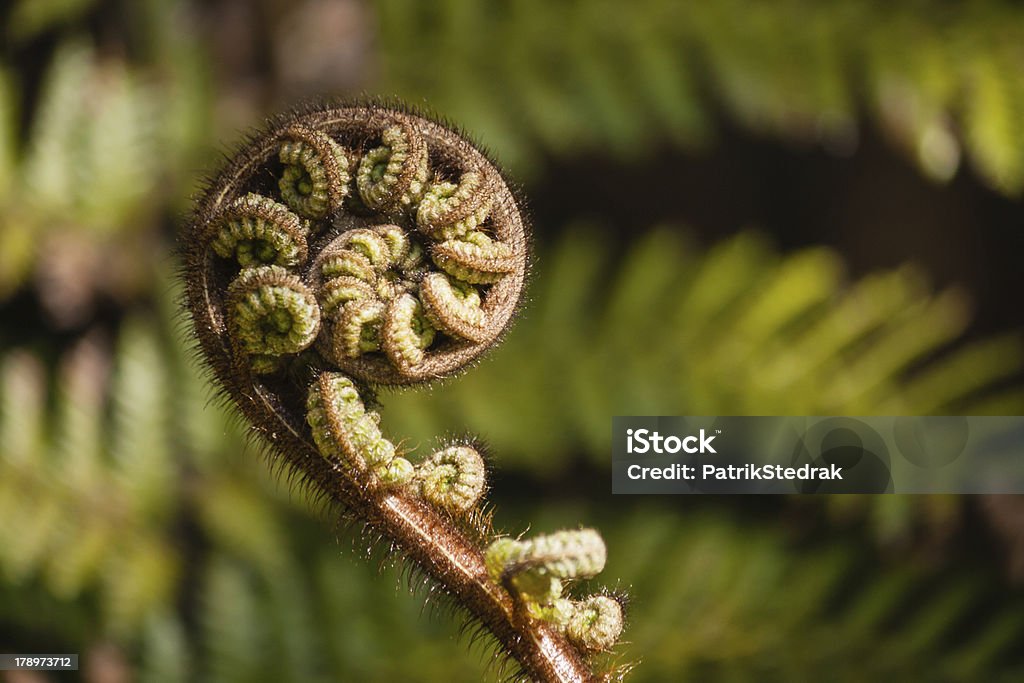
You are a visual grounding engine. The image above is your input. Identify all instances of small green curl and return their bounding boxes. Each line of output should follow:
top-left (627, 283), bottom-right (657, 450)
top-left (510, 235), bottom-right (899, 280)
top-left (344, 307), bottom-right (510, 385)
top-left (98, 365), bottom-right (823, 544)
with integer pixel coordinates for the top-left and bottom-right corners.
top-left (345, 228), bottom-right (392, 266)
top-left (332, 300), bottom-right (385, 358)
top-left (375, 224), bottom-right (425, 272)
top-left (566, 596), bottom-right (624, 653)
top-left (226, 266), bottom-right (321, 372)
top-left (209, 193), bottom-right (308, 268)
top-left (319, 276), bottom-right (374, 316)
top-left (317, 225), bottom-right (435, 372)
top-left (416, 445), bottom-right (486, 514)
top-left (322, 249), bottom-right (376, 283)
top-left (416, 171), bottom-right (493, 240)
top-left (485, 530), bottom-right (620, 649)
top-left (278, 127), bottom-right (351, 219)
top-left (379, 456), bottom-right (416, 488)
top-left (356, 124), bottom-right (429, 212)
top-left (306, 372), bottom-right (413, 487)
top-left (430, 231), bottom-right (520, 284)
top-left (486, 529), bottom-right (607, 584)
top-left (320, 225), bottom-right (425, 290)
top-left (419, 273), bottom-right (488, 343)
top-left (381, 294), bottom-right (436, 373)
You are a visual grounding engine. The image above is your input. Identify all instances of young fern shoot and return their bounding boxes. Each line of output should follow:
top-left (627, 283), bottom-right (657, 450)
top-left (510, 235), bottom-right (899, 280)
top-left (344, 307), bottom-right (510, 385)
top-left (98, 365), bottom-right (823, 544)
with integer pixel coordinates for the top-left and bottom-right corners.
top-left (182, 103), bottom-right (626, 682)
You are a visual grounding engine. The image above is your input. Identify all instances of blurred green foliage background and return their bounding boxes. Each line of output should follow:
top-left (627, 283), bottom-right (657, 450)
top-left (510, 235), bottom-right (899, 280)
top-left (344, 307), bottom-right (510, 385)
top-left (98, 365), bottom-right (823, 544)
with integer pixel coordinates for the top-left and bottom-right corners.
top-left (2, 1), bottom-right (1024, 681)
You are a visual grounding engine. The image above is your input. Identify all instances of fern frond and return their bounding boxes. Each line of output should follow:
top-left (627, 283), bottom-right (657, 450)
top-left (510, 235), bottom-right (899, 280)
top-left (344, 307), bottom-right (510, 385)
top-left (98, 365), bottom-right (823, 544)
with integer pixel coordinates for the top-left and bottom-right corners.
top-left (142, 547), bottom-right (499, 683)
top-left (374, 0), bottom-right (1024, 194)
top-left (0, 31), bottom-right (209, 308)
top-left (22, 41), bottom-right (162, 232)
top-left (602, 509), bottom-right (1024, 681)
top-left (0, 325), bottom-right (180, 632)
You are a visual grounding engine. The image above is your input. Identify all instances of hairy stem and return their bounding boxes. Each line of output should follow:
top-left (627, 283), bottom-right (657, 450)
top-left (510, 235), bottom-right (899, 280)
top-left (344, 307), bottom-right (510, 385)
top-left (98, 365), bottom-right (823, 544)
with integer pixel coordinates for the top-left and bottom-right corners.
top-left (187, 293), bottom-right (592, 679)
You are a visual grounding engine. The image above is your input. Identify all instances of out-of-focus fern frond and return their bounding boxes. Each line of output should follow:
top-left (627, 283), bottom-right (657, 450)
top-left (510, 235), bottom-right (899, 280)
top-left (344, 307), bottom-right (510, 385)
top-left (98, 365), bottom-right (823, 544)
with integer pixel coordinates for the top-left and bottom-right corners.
top-left (375, 0), bottom-right (1024, 193)
top-left (0, 288), bottom-right (249, 635)
top-left (0, 32), bottom-right (210, 316)
top-left (603, 509), bottom-right (1024, 682)
top-left (0, 280), bottom-right (313, 639)
top-left (382, 227), bottom-right (1024, 472)
top-left (0, 324), bottom-right (181, 634)
top-left (174, 548), bottom-right (487, 683)
top-left (21, 41), bottom-right (169, 231)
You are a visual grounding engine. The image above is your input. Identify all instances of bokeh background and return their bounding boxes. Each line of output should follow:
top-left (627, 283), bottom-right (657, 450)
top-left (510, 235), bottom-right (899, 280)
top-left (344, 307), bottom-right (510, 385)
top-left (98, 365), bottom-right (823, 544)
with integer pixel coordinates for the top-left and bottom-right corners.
top-left (2, 1), bottom-right (1024, 681)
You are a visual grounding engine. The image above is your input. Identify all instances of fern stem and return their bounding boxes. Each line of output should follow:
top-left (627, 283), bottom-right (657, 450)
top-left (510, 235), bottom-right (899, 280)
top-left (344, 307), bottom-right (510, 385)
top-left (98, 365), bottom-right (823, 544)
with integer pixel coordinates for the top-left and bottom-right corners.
top-left (376, 494), bottom-right (594, 682)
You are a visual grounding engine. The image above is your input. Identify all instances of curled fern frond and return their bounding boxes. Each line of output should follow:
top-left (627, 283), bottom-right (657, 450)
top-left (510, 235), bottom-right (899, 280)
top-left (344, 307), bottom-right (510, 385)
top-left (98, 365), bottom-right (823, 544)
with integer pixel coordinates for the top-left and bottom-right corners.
top-left (278, 126), bottom-right (352, 220)
top-left (416, 170), bottom-right (495, 240)
top-left (356, 122), bottom-right (430, 212)
top-left (225, 266), bottom-right (321, 373)
top-left (486, 530), bottom-right (622, 651)
top-left (431, 230), bottom-right (520, 285)
top-left (567, 596), bottom-right (626, 654)
top-left (182, 102), bottom-right (622, 682)
top-left (306, 372), bottom-right (412, 488)
top-left (486, 529), bottom-right (608, 584)
top-left (207, 193), bottom-right (309, 268)
top-left (416, 445), bottom-right (487, 514)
